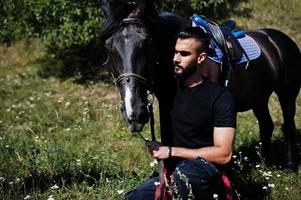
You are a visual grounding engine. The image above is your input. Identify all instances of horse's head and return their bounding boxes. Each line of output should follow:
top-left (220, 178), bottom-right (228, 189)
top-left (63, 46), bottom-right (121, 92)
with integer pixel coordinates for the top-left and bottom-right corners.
top-left (100, 0), bottom-right (156, 132)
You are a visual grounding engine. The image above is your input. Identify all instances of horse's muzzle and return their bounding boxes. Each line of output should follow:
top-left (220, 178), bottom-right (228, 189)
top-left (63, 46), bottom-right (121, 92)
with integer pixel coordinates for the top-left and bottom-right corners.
top-left (128, 121), bottom-right (144, 132)
top-left (120, 103), bottom-right (149, 133)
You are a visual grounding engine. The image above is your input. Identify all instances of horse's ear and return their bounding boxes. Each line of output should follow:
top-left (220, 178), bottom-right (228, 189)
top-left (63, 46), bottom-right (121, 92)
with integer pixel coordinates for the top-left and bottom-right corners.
top-left (99, 0), bottom-right (111, 19)
top-left (129, 0), bottom-right (155, 17)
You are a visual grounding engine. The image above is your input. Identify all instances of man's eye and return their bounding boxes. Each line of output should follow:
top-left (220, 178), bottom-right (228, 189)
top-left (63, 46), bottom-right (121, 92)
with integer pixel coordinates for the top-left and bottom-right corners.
top-left (180, 51), bottom-right (190, 56)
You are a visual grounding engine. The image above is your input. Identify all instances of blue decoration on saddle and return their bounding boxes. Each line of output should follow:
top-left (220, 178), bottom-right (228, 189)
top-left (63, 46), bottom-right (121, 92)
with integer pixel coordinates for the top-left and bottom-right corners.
top-left (190, 14), bottom-right (261, 64)
top-left (209, 36), bottom-right (261, 64)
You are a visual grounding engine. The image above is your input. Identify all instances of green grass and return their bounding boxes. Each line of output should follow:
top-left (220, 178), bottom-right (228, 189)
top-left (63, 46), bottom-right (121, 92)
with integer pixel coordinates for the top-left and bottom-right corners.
top-left (1, 0), bottom-right (301, 199)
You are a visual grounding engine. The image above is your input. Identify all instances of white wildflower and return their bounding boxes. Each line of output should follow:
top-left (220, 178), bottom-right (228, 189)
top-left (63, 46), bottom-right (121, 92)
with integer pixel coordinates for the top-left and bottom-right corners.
top-left (24, 195), bottom-right (31, 199)
top-left (117, 189), bottom-right (124, 195)
top-left (50, 184), bottom-right (59, 190)
top-left (57, 97), bottom-right (64, 103)
top-left (44, 92), bottom-right (51, 96)
top-left (262, 171), bottom-right (273, 177)
top-left (47, 195), bottom-right (55, 200)
top-left (262, 186), bottom-right (268, 190)
top-left (65, 102), bottom-right (71, 107)
top-left (150, 159), bottom-right (158, 167)
top-left (154, 181), bottom-right (160, 186)
top-left (213, 193), bottom-right (218, 199)
top-left (255, 164), bottom-right (260, 168)
top-left (268, 183), bottom-right (275, 188)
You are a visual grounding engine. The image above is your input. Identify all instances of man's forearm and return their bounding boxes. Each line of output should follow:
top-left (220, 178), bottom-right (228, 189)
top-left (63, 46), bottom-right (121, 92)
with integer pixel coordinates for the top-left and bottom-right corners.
top-left (171, 146), bottom-right (232, 165)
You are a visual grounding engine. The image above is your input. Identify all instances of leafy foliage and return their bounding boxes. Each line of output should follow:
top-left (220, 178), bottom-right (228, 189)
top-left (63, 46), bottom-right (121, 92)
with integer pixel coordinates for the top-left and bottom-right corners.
top-left (0, 0), bottom-right (227, 46)
top-left (155, 0), bottom-right (226, 16)
top-left (0, 0), bottom-right (102, 48)
top-left (0, 0), bottom-right (228, 80)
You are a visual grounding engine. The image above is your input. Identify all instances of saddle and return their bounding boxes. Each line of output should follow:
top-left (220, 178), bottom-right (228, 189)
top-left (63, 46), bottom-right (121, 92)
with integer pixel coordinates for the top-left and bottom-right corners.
top-left (191, 14), bottom-right (250, 86)
top-left (220, 22), bottom-right (245, 62)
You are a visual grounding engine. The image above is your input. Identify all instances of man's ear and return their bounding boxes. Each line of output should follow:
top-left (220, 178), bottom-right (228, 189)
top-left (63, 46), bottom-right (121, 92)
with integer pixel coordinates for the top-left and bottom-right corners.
top-left (197, 52), bottom-right (207, 64)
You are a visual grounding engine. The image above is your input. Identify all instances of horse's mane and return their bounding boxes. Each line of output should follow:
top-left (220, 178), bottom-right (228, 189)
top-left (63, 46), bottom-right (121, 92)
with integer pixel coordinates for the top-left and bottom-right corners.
top-left (99, 0), bottom-right (158, 42)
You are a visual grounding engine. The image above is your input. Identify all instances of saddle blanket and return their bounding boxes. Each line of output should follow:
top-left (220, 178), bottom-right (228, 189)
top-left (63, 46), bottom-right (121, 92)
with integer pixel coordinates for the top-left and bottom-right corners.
top-left (190, 14), bottom-right (261, 64)
top-left (208, 35), bottom-right (261, 64)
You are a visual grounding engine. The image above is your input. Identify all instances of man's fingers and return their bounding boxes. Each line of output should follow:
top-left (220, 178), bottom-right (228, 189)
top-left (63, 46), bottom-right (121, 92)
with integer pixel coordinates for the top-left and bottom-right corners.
top-left (145, 141), bottom-right (162, 151)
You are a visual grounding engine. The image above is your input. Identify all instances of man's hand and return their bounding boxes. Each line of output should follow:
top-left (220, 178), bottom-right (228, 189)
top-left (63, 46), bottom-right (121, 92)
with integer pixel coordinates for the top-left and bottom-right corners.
top-left (145, 140), bottom-right (169, 160)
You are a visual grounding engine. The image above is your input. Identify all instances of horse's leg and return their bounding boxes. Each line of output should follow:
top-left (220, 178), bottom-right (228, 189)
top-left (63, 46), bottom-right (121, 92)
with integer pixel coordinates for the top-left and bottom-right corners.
top-left (276, 91), bottom-right (298, 171)
top-left (252, 101), bottom-right (274, 161)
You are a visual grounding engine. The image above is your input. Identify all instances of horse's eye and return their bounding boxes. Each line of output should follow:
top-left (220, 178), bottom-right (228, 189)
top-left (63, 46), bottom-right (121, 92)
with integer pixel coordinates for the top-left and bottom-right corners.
top-left (123, 34), bottom-right (130, 39)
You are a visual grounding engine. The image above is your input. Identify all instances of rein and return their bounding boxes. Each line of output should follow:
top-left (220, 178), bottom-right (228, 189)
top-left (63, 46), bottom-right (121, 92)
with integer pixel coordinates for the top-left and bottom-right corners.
top-left (135, 91), bottom-right (156, 142)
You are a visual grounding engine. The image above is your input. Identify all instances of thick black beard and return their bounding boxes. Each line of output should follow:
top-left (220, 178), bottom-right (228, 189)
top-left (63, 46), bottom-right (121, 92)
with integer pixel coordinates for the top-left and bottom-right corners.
top-left (174, 65), bottom-right (197, 83)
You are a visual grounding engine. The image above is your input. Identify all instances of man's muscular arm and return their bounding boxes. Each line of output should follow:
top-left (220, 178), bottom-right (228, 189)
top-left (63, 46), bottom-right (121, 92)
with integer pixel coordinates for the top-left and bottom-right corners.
top-left (146, 127), bottom-right (235, 165)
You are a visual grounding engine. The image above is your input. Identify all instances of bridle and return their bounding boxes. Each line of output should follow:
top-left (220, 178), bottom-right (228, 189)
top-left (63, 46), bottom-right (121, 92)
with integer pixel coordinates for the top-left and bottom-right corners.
top-left (103, 17), bottom-right (154, 90)
top-left (116, 72), bottom-right (149, 88)
top-left (104, 17), bottom-right (157, 141)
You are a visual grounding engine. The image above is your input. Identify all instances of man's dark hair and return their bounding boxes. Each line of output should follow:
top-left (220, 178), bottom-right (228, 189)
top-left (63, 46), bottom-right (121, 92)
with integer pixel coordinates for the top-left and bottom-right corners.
top-left (177, 27), bottom-right (211, 52)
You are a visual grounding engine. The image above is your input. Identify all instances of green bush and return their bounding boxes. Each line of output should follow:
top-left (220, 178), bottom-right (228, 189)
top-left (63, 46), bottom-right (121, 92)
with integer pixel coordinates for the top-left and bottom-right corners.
top-left (0, 0), bottom-right (227, 80)
top-left (0, 0), bottom-right (227, 46)
top-left (155, 0), bottom-right (226, 16)
top-left (0, 0), bottom-right (102, 48)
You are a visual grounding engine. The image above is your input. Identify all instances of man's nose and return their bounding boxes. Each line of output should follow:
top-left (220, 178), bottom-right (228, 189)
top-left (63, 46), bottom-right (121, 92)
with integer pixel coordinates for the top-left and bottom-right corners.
top-left (173, 53), bottom-right (180, 63)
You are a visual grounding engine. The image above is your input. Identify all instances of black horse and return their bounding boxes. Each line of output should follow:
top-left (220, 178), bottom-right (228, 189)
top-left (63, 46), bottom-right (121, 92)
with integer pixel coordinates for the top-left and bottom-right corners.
top-left (99, 0), bottom-right (301, 170)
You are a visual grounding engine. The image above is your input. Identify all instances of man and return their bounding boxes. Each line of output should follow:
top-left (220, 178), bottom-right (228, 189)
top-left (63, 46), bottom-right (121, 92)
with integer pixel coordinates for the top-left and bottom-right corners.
top-left (126, 27), bottom-right (236, 200)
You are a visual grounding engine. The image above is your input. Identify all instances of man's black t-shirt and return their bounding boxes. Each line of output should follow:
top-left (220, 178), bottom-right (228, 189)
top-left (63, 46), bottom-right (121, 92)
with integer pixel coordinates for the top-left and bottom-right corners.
top-left (171, 81), bottom-right (236, 149)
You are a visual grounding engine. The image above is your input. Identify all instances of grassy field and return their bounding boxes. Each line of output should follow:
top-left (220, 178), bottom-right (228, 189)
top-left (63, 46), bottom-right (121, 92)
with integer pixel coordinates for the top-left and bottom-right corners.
top-left (1, 0), bottom-right (301, 199)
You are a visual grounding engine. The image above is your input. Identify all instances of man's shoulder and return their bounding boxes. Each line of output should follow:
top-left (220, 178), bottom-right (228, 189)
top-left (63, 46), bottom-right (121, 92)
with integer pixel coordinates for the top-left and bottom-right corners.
top-left (202, 81), bottom-right (229, 94)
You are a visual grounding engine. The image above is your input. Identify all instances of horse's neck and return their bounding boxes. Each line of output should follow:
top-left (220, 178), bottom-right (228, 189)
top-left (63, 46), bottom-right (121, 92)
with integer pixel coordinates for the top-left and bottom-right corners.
top-left (155, 11), bottom-right (190, 46)
top-left (152, 11), bottom-right (190, 66)
top-left (151, 11), bottom-right (190, 98)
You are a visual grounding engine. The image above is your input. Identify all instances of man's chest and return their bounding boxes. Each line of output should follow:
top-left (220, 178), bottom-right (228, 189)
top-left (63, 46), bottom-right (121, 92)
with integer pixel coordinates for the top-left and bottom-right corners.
top-left (171, 93), bottom-right (214, 128)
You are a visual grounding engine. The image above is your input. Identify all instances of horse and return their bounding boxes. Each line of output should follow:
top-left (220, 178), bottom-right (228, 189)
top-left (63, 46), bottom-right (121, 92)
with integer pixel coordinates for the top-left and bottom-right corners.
top-left (98, 0), bottom-right (301, 170)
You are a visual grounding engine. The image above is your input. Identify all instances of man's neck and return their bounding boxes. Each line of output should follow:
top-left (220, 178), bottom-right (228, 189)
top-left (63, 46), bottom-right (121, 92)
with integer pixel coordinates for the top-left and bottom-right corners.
top-left (183, 66), bottom-right (204, 87)
top-left (184, 74), bottom-right (204, 87)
